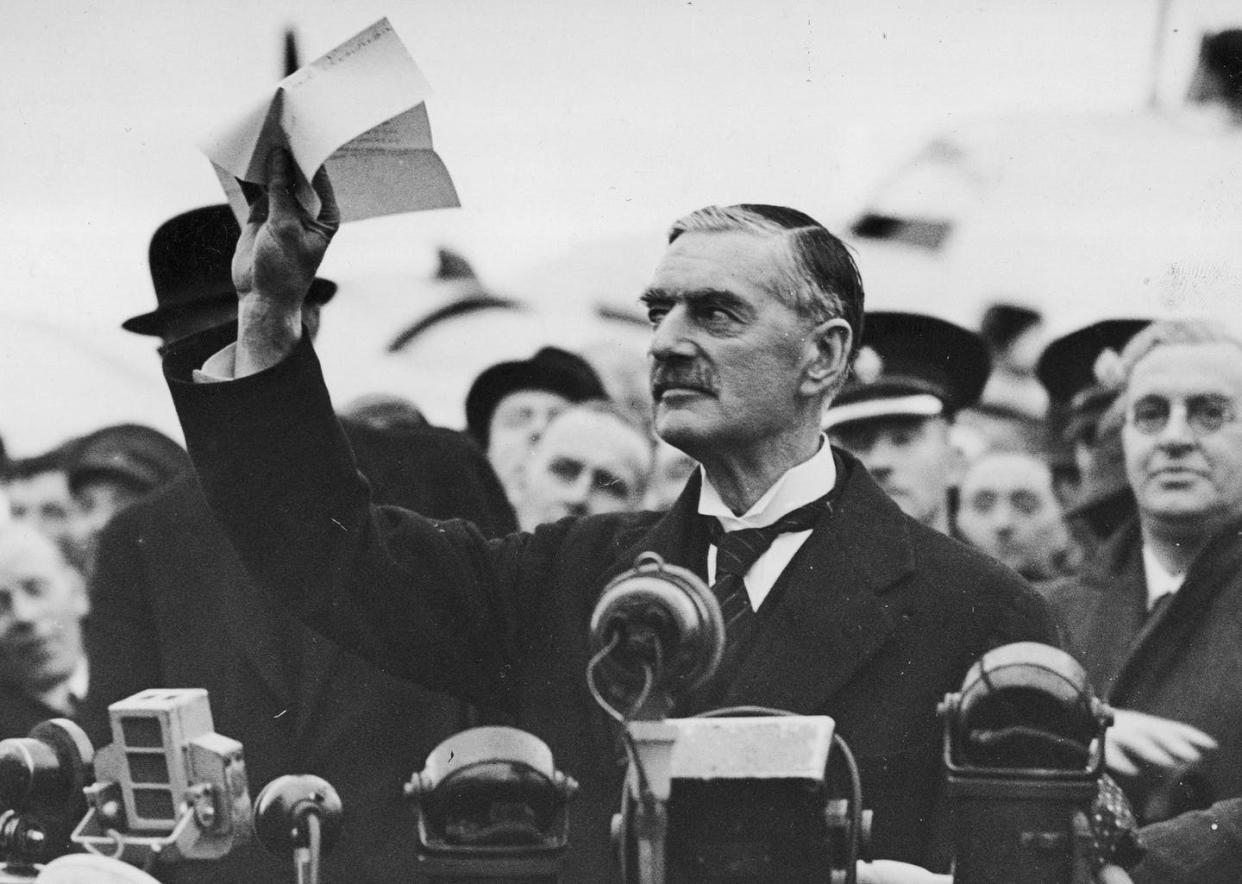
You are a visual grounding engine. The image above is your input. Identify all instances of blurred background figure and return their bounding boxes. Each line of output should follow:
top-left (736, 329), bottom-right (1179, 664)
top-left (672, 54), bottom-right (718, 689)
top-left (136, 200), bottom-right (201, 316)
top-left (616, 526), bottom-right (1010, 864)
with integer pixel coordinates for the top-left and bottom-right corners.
top-left (1037, 318), bottom-right (1150, 560)
top-left (1044, 320), bottom-right (1242, 827)
top-left (825, 311), bottom-right (990, 535)
top-left (512, 400), bottom-right (654, 529)
top-left (338, 392), bottom-right (426, 432)
top-left (955, 302), bottom-right (1051, 457)
top-left (956, 449), bottom-right (1074, 581)
top-left (464, 345), bottom-right (608, 503)
top-left (977, 303), bottom-right (1049, 419)
top-left (644, 439), bottom-right (698, 511)
top-left (64, 423), bottom-right (191, 578)
top-left (1187, 28), bottom-right (1242, 124)
top-left (1, 443), bottom-right (79, 562)
top-left (0, 523), bottom-right (89, 738)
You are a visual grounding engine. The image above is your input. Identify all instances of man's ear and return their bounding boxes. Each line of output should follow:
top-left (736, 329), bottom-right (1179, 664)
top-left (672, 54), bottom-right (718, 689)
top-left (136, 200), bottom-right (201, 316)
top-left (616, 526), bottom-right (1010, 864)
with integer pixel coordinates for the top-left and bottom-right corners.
top-left (802, 318), bottom-right (853, 396)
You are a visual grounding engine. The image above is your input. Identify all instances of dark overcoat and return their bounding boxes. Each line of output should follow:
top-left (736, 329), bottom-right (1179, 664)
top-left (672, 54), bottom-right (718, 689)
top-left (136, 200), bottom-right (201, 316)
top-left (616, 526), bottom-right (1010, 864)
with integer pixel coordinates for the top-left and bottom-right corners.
top-left (82, 420), bottom-right (516, 883)
top-left (1042, 517), bottom-right (1242, 822)
top-left (165, 336), bottom-right (1057, 880)
top-left (0, 679), bottom-right (68, 740)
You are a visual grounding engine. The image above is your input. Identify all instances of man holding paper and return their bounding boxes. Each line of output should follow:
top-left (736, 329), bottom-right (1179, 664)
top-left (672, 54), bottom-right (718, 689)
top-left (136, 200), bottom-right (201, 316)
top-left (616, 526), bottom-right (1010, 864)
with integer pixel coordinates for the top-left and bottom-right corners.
top-left (165, 149), bottom-right (1056, 878)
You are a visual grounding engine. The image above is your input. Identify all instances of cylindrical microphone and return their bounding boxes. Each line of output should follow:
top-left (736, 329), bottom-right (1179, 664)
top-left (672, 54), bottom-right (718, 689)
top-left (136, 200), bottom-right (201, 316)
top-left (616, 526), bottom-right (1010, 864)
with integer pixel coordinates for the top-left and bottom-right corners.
top-left (253, 775), bottom-right (342, 884)
top-left (0, 719), bottom-right (93, 864)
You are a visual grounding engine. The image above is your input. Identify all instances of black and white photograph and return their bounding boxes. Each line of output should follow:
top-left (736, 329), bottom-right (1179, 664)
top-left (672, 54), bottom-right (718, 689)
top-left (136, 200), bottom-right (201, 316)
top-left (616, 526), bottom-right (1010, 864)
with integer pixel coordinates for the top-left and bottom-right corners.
top-left (2, 2), bottom-right (1241, 881)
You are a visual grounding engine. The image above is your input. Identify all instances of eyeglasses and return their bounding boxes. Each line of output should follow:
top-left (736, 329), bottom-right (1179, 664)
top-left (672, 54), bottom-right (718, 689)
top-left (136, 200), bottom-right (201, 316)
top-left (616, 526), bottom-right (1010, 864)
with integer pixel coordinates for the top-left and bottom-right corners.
top-left (1127, 394), bottom-right (1239, 437)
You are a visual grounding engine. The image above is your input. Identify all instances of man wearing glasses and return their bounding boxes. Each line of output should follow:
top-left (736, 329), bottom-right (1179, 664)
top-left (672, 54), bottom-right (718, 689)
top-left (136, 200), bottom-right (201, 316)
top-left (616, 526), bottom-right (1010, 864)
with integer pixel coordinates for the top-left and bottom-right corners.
top-left (1044, 319), bottom-right (1242, 829)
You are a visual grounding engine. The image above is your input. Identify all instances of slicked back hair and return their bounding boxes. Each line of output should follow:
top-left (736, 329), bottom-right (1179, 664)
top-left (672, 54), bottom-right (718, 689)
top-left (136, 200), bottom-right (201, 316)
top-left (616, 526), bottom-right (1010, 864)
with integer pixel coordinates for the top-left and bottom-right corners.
top-left (667, 204), bottom-right (865, 357)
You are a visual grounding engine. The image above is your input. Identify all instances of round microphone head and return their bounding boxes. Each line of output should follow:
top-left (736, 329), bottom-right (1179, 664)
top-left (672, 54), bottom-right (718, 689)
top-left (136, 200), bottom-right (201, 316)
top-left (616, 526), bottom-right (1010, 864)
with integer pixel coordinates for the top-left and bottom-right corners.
top-left (954, 641), bottom-right (1101, 769)
top-left (253, 774), bottom-right (343, 856)
top-left (589, 552), bottom-right (725, 705)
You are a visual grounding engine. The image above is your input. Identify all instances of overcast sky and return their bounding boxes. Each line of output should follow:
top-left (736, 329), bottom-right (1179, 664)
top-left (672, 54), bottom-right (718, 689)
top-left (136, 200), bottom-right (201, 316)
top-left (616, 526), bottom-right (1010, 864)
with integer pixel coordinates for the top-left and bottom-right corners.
top-left (0, 0), bottom-right (1232, 451)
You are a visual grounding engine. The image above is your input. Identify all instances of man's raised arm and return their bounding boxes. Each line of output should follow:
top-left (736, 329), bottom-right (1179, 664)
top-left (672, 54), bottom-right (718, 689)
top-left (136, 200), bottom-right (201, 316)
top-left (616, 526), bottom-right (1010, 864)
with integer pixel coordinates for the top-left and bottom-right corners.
top-left (232, 149), bottom-right (340, 376)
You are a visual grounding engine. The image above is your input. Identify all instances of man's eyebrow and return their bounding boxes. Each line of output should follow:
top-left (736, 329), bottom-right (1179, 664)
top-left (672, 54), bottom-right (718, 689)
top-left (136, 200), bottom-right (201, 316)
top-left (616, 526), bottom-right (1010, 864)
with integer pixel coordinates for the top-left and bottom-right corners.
top-left (639, 287), bottom-right (744, 307)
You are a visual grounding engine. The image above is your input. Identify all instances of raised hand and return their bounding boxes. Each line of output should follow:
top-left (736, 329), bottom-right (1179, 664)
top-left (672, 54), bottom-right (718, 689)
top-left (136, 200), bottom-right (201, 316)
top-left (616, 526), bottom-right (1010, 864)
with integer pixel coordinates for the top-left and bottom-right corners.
top-left (232, 149), bottom-right (340, 376)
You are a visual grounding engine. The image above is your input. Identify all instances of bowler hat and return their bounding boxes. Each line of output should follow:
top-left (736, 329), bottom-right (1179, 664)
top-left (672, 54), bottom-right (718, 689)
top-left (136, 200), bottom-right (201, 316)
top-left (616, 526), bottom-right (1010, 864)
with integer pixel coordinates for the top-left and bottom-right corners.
top-left (123, 204), bottom-right (337, 337)
top-left (465, 347), bottom-right (607, 448)
top-left (824, 311), bottom-right (990, 429)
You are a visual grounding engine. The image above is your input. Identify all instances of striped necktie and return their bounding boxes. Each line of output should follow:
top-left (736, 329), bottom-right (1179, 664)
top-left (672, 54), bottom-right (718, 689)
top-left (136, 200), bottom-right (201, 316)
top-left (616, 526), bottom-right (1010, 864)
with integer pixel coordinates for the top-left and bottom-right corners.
top-left (709, 493), bottom-right (831, 632)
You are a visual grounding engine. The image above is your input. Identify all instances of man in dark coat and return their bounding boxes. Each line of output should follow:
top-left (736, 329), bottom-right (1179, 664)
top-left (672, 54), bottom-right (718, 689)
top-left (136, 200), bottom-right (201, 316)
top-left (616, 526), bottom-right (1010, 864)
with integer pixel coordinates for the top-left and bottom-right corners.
top-left (164, 153), bottom-right (1057, 878)
top-left (1043, 319), bottom-right (1242, 825)
top-left (84, 205), bottom-right (517, 883)
top-left (84, 416), bottom-right (516, 884)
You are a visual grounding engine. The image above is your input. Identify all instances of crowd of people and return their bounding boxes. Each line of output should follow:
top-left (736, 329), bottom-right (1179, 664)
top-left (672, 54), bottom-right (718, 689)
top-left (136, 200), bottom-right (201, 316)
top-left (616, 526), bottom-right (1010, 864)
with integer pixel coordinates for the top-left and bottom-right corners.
top-left (2, 131), bottom-right (1242, 884)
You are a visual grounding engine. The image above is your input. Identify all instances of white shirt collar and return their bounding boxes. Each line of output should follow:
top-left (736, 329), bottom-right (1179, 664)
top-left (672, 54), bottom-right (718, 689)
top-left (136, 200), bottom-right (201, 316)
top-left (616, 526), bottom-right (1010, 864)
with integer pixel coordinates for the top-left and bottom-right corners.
top-left (697, 436), bottom-right (837, 531)
top-left (1141, 544), bottom-right (1185, 611)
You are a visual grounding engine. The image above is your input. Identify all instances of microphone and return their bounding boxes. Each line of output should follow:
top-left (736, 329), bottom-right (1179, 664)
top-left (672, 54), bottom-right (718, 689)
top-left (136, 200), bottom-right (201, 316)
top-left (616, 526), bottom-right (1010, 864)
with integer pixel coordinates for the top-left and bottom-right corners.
top-left (70, 688), bottom-right (252, 870)
top-left (0, 719), bottom-right (93, 874)
top-left (939, 642), bottom-right (1115, 884)
top-left (254, 775), bottom-right (342, 884)
top-left (405, 726), bottom-right (577, 882)
top-left (588, 552), bottom-right (724, 718)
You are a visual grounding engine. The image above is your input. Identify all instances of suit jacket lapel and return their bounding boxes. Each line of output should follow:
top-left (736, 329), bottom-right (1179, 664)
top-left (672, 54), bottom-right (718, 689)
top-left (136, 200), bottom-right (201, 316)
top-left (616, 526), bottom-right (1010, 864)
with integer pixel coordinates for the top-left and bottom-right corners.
top-left (1071, 525), bottom-right (1148, 699)
top-left (597, 470), bottom-right (712, 590)
top-left (722, 456), bottom-right (913, 712)
top-left (1111, 519), bottom-right (1242, 703)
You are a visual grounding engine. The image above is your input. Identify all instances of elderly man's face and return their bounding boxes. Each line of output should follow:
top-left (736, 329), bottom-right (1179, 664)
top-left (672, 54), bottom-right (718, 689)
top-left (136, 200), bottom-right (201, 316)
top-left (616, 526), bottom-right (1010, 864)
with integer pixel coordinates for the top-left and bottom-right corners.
top-left (830, 416), bottom-right (959, 529)
top-left (1123, 342), bottom-right (1242, 528)
top-left (956, 451), bottom-right (1069, 577)
top-left (0, 528), bottom-right (87, 694)
top-left (515, 409), bottom-right (651, 526)
top-left (643, 231), bottom-right (821, 457)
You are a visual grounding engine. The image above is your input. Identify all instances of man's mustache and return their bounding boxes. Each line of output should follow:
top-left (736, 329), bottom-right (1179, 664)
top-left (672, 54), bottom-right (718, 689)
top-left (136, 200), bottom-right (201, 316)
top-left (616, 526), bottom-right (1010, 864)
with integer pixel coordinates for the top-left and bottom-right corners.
top-left (650, 362), bottom-right (717, 396)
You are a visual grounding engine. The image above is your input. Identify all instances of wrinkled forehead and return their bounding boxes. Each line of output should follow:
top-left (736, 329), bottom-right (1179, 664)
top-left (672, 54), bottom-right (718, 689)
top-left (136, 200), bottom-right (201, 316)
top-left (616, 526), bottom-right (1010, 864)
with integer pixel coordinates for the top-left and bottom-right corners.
top-left (646, 230), bottom-right (787, 302)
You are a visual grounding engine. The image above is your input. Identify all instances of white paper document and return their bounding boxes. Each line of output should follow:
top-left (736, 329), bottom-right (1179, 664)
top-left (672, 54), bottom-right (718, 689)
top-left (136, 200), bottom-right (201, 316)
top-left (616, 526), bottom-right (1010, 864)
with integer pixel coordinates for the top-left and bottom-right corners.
top-left (199, 18), bottom-right (460, 224)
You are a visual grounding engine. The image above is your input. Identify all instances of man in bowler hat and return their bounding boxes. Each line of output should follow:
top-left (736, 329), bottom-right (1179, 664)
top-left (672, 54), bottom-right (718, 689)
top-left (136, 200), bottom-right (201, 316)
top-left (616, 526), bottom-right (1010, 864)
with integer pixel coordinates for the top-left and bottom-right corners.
top-left (84, 204), bottom-right (515, 883)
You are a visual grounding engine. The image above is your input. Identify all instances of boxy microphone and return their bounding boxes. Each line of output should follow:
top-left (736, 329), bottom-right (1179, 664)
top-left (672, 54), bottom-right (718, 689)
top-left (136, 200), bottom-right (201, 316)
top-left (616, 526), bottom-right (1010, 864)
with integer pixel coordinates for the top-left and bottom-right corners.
top-left (69, 688), bottom-right (251, 870)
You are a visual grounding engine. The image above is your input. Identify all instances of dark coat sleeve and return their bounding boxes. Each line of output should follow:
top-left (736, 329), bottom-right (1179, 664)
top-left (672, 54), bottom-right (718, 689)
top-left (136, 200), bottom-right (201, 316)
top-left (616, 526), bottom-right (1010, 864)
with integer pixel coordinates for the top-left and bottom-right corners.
top-left (1130, 798), bottom-right (1242, 884)
top-left (164, 334), bottom-right (564, 713)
